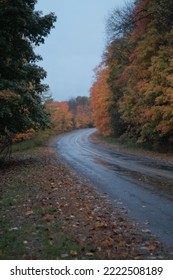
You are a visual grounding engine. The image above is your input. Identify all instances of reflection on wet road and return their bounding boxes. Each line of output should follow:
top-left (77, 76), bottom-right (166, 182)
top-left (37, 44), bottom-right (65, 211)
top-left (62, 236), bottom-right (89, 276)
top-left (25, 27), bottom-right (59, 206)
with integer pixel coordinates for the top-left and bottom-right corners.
top-left (57, 128), bottom-right (173, 248)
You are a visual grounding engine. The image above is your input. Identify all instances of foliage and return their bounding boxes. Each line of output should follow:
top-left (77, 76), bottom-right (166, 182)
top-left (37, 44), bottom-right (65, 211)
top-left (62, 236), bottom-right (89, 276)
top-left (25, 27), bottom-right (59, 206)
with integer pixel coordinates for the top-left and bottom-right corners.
top-left (46, 96), bottom-right (93, 133)
top-left (90, 66), bottom-right (114, 136)
top-left (0, 0), bottom-right (56, 153)
top-left (11, 130), bottom-right (53, 153)
top-left (68, 96), bottom-right (93, 128)
top-left (46, 101), bottom-right (73, 132)
top-left (90, 0), bottom-right (173, 150)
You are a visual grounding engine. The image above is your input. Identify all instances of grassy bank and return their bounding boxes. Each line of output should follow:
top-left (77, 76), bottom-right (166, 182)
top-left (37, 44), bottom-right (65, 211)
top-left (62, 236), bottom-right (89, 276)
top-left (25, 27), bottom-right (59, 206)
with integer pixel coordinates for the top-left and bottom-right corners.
top-left (93, 132), bottom-right (173, 162)
top-left (96, 133), bottom-right (153, 151)
top-left (11, 130), bottom-right (54, 153)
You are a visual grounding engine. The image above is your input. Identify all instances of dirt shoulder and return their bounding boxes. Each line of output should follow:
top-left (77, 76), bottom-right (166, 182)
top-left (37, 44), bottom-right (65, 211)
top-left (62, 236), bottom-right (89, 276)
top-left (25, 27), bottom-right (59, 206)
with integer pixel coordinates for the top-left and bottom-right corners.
top-left (0, 142), bottom-right (172, 259)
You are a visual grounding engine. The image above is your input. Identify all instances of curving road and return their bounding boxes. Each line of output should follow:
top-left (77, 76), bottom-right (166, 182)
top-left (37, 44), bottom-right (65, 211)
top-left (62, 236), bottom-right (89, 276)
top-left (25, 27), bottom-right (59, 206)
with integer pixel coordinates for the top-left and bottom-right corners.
top-left (56, 128), bottom-right (173, 248)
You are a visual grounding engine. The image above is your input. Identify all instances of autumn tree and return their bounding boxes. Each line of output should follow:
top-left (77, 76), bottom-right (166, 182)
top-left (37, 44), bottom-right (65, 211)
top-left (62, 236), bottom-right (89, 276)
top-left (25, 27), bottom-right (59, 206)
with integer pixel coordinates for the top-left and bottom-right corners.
top-left (68, 96), bottom-right (93, 128)
top-left (151, 0), bottom-right (173, 32)
top-left (0, 0), bottom-right (56, 153)
top-left (118, 0), bottom-right (173, 146)
top-left (101, 1), bottom-right (152, 140)
top-left (106, 1), bottom-right (135, 42)
top-left (45, 101), bottom-right (72, 132)
top-left (90, 0), bottom-right (173, 149)
top-left (90, 66), bottom-right (114, 136)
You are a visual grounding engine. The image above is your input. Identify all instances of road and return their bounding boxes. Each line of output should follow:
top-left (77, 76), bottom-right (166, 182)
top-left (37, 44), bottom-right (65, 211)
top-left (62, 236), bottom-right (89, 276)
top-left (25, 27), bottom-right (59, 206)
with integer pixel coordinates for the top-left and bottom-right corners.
top-left (56, 128), bottom-right (173, 248)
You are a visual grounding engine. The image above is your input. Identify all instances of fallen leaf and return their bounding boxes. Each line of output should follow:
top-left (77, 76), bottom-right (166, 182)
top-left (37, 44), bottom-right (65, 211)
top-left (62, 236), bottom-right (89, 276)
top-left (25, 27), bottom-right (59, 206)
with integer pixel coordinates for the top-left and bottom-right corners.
top-left (102, 238), bottom-right (114, 247)
top-left (86, 252), bottom-right (94, 257)
top-left (70, 250), bottom-right (78, 256)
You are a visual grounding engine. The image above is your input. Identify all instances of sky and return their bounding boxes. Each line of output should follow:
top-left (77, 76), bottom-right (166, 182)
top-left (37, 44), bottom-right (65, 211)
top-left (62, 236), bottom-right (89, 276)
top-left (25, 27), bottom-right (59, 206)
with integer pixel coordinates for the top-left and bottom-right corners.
top-left (36, 0), bottom-right (126, 101)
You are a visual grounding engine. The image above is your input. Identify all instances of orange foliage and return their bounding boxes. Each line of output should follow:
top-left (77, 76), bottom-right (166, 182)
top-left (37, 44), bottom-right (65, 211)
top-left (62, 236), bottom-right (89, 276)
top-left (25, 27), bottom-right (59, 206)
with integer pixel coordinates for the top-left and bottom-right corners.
top-left (46, 101), bottom-right (72, 132)
top-left (90, 67), bottom-right (114, 136)
top-left (129, 0), bottom-right (151, 43)
top-left (75, 105), bottom-right (92, 128)
top-left (90, 0), bottom-right (173, 147)
top-left (13, 129), bottom-right (35, 143)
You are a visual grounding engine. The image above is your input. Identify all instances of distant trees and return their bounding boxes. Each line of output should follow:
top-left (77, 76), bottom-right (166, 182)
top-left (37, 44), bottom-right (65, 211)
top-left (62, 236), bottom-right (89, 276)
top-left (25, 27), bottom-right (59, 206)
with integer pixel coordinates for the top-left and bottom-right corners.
top-left (46, 96), bottom-right (93, 133)
top-left (46, 101), bottom-right (72, 132)
top-left (68, 96), bottom-right (93, 128)
top-left (90, 0), bottom-right (173, 150)
top-left (0, 0), bottom-right (56, 153)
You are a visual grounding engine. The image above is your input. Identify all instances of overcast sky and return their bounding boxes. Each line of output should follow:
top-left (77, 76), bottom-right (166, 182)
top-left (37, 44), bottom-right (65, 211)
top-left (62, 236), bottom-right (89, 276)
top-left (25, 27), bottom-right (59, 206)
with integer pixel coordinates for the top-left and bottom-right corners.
top-left (36, 0), bottom-right (126, 101)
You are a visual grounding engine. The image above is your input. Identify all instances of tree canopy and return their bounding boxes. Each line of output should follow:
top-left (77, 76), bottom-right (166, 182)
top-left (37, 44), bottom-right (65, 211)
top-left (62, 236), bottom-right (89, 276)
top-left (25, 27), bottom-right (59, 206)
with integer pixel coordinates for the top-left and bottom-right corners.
top-left (0, 0), bottom-right (56, 152)
top-left (90, 0), bottom-right (173, 150)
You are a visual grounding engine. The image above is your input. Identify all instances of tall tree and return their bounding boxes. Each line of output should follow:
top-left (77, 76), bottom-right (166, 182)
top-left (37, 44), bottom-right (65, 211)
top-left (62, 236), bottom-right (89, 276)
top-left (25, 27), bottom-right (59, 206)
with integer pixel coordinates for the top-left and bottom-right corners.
top-left (0, 0), bottom-right (56, 152)
top-left (90, 66), bottom-right (114, 136)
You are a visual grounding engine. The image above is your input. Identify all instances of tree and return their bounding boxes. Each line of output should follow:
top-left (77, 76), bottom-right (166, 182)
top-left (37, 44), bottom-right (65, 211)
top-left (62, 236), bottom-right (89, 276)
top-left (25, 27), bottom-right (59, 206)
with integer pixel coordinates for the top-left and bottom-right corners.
top-left (106, 1), bottom-right (135, 42)
top-left (0, 0), bottom-right (56, 153)
top-left (68, 96), bottom-right (93, 128)
top-left (90, 66), bottom-right (114, 136)
top-left (151, 0), bottom-right (173, 32)
top-left (118, 0), bottom-right (173, 146)
top-left (46, 101), bottom-right (72, 132)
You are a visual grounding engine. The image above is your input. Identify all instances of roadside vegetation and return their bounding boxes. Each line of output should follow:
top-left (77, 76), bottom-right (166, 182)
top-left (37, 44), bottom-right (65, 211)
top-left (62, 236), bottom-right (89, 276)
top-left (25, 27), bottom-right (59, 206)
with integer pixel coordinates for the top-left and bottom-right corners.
top-left (90, 0), bottom-right (173, 152)
top-left (94, 133), bottom-right (173, 160)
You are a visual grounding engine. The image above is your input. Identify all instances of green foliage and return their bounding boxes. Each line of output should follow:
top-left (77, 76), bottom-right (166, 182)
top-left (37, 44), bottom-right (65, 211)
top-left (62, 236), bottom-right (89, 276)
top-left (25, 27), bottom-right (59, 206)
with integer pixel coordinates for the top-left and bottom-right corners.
top-left (151, 0), bottom-right (173, 32)
top-left (0, 0), bottom-right (57, 152)
top-left (11, 130), bottom-right (53, 152)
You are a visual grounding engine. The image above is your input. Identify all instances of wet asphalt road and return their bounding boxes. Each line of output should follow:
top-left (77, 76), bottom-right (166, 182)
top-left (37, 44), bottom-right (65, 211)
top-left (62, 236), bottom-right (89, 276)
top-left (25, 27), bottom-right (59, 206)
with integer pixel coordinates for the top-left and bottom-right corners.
top-left (56, 128), bottom-right (173, 248)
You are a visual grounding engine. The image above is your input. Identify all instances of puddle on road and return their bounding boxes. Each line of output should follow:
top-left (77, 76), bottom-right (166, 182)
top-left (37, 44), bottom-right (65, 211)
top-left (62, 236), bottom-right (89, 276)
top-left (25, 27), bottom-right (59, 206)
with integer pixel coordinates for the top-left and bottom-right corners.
top-left (94, 158), bottom-right (173, 201)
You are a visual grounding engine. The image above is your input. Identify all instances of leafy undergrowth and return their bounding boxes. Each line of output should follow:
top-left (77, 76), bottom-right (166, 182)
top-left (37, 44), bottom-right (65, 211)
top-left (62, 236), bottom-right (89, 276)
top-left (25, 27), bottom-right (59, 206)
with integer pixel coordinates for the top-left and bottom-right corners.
top-left (0, 145), bottom-right (172, 260)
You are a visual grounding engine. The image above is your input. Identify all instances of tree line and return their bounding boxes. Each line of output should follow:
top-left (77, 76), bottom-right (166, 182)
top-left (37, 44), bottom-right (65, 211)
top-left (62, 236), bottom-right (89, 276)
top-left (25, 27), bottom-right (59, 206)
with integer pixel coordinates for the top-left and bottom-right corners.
top-left (90, 0), bottom-right (173, 151)
top-left (45, 96), bottom-right (93, 133)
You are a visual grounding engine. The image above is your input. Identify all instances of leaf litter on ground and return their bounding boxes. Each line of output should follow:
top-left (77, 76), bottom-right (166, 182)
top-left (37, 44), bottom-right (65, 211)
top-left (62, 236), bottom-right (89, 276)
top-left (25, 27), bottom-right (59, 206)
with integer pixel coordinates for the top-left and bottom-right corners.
top-left (0, 144), bottom-right (172, 260)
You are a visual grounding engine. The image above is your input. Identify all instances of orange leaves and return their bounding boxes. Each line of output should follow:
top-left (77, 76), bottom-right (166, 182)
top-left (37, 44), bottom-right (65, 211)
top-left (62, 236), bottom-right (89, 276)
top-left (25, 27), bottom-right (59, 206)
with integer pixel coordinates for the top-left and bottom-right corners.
top-left (90, 67), bottom-right (114, 136)
top-left (131, 0), bottom-right (151, 41)
top-left (90, 0), bottom-right (173, 148)
top-left (74, 104), bottom-right (92, 129)
top-left (102, 238), bottom-right (114, 248)
top-left (46, 97), bottom-right (93, 132)
top-left (13, 129), bottom-right (35, 143)
top-left (46, 101), bottom-right (72, 132)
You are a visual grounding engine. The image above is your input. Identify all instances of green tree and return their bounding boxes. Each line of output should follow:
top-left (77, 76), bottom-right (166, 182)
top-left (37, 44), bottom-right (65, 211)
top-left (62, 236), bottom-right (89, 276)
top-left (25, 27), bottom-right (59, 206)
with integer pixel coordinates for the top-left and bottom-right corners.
top-left (0, 0), bottom-right (56, 153)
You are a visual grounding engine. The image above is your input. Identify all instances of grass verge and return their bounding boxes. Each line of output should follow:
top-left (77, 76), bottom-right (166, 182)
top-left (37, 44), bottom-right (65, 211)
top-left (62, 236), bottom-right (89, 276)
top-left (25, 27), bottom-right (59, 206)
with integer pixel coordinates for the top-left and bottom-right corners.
top-left (96, 133), bottom-right (153, 151)
top-left (93, 132), bottom-right (173, 162)
top-left (11, 130), bottom-right (54, 153)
